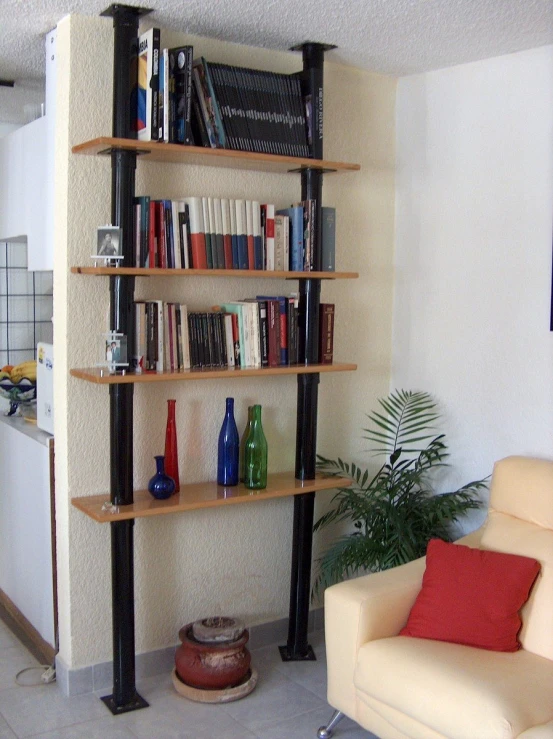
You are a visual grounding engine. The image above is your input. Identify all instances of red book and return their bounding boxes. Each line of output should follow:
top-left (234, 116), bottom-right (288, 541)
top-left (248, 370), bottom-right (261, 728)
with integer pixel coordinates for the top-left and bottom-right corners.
top-left (184, 196), bottom-right (208, 269)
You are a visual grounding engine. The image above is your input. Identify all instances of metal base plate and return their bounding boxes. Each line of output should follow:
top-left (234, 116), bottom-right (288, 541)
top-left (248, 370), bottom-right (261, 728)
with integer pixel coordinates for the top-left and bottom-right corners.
top-left (278, 644), bottom-right (317, 661)
top-left (101, 692), bottom-right (149, 715)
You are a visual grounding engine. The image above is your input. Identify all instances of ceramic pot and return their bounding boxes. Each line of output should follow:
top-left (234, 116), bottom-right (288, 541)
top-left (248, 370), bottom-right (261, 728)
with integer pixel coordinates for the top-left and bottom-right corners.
top-left (175, 621), bottom-right (251, 690)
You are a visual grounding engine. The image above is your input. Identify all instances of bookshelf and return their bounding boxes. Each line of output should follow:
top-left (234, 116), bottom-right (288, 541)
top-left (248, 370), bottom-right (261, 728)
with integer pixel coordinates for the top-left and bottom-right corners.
top-left (69, 5), bottom-right (359, 715)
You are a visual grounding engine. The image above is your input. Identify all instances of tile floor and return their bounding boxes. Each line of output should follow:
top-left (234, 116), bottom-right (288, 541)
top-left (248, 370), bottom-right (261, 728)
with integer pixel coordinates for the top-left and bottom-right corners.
top-left (0, 619), bottom-right (376, 738)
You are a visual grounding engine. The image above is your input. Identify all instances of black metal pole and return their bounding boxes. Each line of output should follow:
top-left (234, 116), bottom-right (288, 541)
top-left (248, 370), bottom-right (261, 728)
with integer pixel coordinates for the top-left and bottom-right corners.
top-left (100, 3), bottom-right (151, 715)
top-left (280, 42), bottom-right (332, 662)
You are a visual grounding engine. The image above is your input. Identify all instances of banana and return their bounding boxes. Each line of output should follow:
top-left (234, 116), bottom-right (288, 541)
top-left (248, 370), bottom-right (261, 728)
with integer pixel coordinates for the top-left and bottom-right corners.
top-left (0, 371), bottom-right (10, 381)
top-left (10, 360), bottom-right (37, 383)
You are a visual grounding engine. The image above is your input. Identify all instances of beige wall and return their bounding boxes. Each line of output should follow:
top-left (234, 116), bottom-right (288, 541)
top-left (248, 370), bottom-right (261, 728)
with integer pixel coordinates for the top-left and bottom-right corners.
top-left (54, 15), bottom-right (396, 668)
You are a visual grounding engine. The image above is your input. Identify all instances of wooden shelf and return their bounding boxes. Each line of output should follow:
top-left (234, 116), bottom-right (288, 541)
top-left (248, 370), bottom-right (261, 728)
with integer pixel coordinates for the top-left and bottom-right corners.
top-left (71, 266), bottom-right (359, 279)
top-left (70, 362), bottom-right (357, 385)
top-left (71, 137), bottom-right (361, 174)
top-left (71, 471), bottom-right (350, 523)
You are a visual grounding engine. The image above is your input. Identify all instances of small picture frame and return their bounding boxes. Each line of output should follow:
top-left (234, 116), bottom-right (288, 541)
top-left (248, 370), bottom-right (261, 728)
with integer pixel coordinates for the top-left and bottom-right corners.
top-left (97, 331), bottom-right (128, 374)
top-left (92, 226), bottom-right (123, 266)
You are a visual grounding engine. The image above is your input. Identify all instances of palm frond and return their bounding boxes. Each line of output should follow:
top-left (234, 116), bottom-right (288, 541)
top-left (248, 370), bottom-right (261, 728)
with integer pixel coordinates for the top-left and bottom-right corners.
top-left (313, 389), bottom-right (489, 600)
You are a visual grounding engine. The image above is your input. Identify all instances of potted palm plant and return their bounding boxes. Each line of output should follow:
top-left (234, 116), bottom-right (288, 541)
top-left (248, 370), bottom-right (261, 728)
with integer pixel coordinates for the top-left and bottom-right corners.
top-left (313, 389), bottom-right (488, 598)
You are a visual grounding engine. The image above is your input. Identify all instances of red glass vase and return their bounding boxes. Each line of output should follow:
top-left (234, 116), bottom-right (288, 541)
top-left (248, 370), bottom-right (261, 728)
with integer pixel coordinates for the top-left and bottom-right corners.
top-left (164, 399), bottom-right (179, 493)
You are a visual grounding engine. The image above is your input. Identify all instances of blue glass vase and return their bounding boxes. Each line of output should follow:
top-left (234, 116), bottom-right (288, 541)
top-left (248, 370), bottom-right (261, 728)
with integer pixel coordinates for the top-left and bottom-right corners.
top-left (217, 397), bottom-right (239, 486)
top-left (148, 455), bottom-right (176, 500)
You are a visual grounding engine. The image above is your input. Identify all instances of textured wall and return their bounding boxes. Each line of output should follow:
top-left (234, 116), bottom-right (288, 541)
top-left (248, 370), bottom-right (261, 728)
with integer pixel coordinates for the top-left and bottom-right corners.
top-left (393, 46), bottom-right (553, 528)
top-left (54, 16), bottom-right (396, 668)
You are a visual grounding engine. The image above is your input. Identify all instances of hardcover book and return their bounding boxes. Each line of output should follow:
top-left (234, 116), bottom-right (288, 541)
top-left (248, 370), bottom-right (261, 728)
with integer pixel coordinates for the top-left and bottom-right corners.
top-left (137, 28), bottom-right (160, 141)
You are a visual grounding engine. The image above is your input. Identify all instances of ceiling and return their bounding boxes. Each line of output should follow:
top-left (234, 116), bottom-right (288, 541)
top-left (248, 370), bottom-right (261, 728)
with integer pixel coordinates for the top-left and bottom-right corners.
top-left (1, 0), bottom-right (553, 123)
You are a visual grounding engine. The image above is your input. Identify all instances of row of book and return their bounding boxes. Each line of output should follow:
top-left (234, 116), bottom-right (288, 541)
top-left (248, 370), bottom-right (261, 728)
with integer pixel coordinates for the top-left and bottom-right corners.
top-left (133, 298), bottom-right (335, 372)
top-left (133, 195), bottom-right (336, 272)
top-left (136, 29), bottom-right (312, 157)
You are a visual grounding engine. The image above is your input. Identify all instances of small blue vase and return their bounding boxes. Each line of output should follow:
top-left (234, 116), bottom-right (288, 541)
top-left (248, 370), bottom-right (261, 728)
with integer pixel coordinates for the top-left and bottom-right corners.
top-left (148, 455), bottom-right (176, 500)
top-left (217, 397), bottom-right (239, 486)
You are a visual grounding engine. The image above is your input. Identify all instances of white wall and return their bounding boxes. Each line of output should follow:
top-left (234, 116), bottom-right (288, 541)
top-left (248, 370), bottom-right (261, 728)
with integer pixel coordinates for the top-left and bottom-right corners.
top-left (54, 16), bottom-right (396, 669)
top-left (393, 46), bottom-right (553, 514)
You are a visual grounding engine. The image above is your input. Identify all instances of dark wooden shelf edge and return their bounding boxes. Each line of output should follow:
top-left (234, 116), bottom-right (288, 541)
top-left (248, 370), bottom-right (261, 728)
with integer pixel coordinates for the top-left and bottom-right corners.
top-left (70, 362), bottom-right (357, 384)
top-left (71, 472), bottom-right (352, 523)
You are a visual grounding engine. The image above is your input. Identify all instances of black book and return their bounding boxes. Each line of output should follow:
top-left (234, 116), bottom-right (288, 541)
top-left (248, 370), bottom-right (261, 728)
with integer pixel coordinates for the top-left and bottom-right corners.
top-left (169, 45), bottom-right (194, 145)
top-left (209, 63), bottom-right (238, 150)
top-left (190, 85), bottom-right (211, 148)
top-left (188, 312), bottom-right (198, 369)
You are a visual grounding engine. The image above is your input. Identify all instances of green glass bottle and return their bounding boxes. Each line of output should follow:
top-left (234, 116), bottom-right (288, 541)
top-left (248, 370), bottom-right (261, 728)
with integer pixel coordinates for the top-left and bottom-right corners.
top-left (244, 404), bottom-right (268, 489)
top-left (240, 406), bottom-right (254, 482)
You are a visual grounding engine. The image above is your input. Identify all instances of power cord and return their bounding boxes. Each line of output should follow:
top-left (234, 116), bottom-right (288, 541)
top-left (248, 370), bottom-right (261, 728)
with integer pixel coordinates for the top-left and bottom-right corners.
top-left (15, 664), bottom-right (56, 687)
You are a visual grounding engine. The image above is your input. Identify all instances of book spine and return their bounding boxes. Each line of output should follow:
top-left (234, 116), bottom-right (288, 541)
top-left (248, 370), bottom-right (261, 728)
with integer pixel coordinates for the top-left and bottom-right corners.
top-left (184, 197), bottom-right (207, 269)
top-left (245, 200), bottom-right (255, 270)
top-left (321, 206), bottom-right (336, 272)
top-left (235, 200), bottom-right (248, 270)
top-left (213, 197), bottom-right (225, 269)
top-left (319, 303), bottom-right (335, 364)
top-left (252, 201), bottom-right (263, 270)
top-left (221, 198), bottom-right (233, 269)
top-left (263, 203), bottom-right (275, 270)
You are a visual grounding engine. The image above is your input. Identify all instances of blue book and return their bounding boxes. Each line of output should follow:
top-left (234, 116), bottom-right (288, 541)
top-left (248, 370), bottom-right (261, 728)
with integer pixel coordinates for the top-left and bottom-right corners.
top-left (277, 206), bottom-right (303, 271)
top-left (235, 200), bottom-right (249, 270)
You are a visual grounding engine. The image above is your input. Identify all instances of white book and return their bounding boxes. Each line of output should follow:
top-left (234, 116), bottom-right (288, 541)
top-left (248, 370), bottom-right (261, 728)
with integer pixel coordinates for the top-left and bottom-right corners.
top-left (183, 196), bottom-right (204, 234)
top-left (163, 48), bottom-right (170, 143)
top-left (247, 301), bottom-right (261, 368)
top-left (274, 214), bottom-right (288, 272)
top-left (213, 197), bottom-right (223, 269)
top-left (155, 299), bottom-right (164, 372)
top-left (229, 198), bottom-right (237, 269)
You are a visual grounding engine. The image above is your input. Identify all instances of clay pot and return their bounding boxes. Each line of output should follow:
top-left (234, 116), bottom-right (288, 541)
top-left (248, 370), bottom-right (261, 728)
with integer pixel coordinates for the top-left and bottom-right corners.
top-left (175, 621), bottom-right (251, 690)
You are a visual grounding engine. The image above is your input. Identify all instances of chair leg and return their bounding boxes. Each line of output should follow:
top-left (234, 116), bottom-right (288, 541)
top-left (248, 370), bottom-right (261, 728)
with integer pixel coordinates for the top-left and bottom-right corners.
top-left (317, 709), bottom-right (345, 738)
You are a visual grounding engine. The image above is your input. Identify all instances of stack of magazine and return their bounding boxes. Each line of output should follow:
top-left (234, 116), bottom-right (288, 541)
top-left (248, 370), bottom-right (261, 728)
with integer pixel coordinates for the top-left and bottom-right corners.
top-left (136, 28), bottom-right (311, 157)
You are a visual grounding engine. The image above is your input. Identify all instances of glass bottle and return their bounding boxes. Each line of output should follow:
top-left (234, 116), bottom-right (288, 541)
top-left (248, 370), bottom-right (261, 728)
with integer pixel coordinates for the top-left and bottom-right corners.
top-left (165, 399), bottom-right (179, 492)
top-left (244, 404), bottom-right (268, 490)
top-left (239, 406), bottom-right (254, 482)
top-left (217, 397), bottom-right (239, 486)
top-left (148, 455), bottom-right (176, 500)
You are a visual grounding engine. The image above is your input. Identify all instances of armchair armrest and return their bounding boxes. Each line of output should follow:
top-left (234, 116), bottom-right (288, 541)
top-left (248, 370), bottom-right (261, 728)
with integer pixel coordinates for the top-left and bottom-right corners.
top-left (324, 556), bottom-right (426, 718)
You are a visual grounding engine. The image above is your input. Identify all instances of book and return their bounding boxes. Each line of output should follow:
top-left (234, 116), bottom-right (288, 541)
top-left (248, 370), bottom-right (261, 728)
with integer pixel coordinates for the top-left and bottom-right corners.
top-left (169, 46), bottom-right (193, 145)
top-left (277, 206), bottom-right (303, 271)
top-left (257, 295), bottom-right (288, 364)
top-left (192, 59), bottom-right (220, 148)
top-left (319, 303), bottom-right (335, 364)
top-left (252, 201), bottom-right (263, 270)
top-left (235, 200), bottom-right (248, 270)
top-left (274, 213), bottom-right (288, 272)
top-left (321, 206), bottom-right (336, 272)
top-left (202, 196), bottom-right (214, 269)
top-left (212, 197), bottom-right (225, 269)
top-left (229, 198), bottom-right (239, 269)
top-left (159, 47), bottom-right (169, 142)
top-left (220, 198), bottom-right (233, 269)
top-left (261, 203), bottom-right (275, 270)
top-left (182, 196), bottom-right (207, 268)
top-left (137, 28), bottom-right (160, 141)
top-left (245, 200), bottom-right (254, 270)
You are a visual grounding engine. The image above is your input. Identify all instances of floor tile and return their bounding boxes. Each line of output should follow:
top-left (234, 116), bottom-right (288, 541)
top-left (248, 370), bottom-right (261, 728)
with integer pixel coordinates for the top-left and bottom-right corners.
top-left (256, 705), bottom-right (378, 738)
top-left (220, 668), bottom-right (326, 731)
top-left (119, 691), bottom-right (257, 739)
top-left (0, 713), bottom-right (16, 739)
top-left (0, 646), bottom-right (40, 690)
top-left (0, 626), bottom-right (18, 650)
top-left (0, 684), bottom-right (108, 737)
top-left (27, 716), bottom-right (138, 738)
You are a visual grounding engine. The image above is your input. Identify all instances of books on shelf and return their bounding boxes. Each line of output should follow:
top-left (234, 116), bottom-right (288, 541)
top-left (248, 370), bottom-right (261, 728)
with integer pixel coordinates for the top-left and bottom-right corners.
top-left (133, 32), bottom-right (312, 157)
top-left (133, 295), bottom-right (336, 373)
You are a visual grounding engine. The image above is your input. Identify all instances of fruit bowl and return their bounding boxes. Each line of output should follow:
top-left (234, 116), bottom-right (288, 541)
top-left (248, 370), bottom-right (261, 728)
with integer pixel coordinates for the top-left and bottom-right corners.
top-left (0, 377), bottom-right (37, 416)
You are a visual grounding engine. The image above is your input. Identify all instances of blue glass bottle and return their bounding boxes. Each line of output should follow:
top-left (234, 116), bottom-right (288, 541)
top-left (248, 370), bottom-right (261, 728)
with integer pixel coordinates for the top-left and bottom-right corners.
top-left (148, 455), bottom-right (176, 500)
top-left (217, 397), bottom-right (239, 486)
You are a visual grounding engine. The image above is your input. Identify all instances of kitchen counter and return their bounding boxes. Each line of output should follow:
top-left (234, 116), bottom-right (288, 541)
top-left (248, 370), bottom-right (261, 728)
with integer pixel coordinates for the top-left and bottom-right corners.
top-left (0, 413), bottom-right (53, 447)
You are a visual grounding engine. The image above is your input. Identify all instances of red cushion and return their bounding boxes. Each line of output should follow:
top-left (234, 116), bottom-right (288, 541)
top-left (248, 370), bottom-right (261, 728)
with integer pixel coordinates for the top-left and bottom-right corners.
top-left (400, 538), bottom-right (540, 651)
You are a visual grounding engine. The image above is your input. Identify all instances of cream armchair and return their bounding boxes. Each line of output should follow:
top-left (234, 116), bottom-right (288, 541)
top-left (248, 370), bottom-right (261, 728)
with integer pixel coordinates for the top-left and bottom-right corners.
top-left (318, 456), bottom-right (553, 739)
